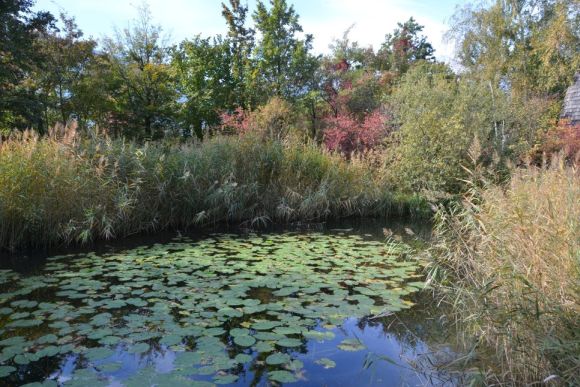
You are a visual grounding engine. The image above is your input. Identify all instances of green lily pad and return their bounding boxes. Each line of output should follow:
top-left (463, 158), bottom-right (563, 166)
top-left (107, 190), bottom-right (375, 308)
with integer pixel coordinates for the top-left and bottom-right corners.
top-left (85, 347), bottom-right (115, 361)
top-left (315, 357), bottom-right (336, 369)
top-left (276, 338), bottom-right (302, 348)
top-left (127, 342), bottom-right (149, 354)
top-left (159, 334), bottom-right (182, 346)
top-left (0, 365), bottom-right (16, 377)
top-left (269, 370), bottom-right (297, 383)
top-left (213, 374), bottom-right (239, 384)
top-left (265, 352), bottom-right (291, 365)
top-left (233, 335), bottom-right (255, 347)
top-left (337, 338), bottom-right (366, 352)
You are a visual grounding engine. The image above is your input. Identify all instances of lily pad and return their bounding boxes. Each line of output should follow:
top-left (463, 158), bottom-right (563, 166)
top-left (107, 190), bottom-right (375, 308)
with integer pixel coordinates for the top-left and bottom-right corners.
top-left (315, 357), bottom-right (336, 369)
top-left (269, 370), bottom-right (297, 383)
top-left (337, 338), bottom-right (366, 352)
top-left (265, 352), bottom-right (291, 365)
top-left (233, 335), bottom-right (255, 347)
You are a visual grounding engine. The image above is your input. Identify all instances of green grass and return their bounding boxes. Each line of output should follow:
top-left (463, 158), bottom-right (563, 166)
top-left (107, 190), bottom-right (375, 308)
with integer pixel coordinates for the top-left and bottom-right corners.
top-left (0, 127), bottom-right (429, 251)
top-left (428, 159), bottom-right (580, 385)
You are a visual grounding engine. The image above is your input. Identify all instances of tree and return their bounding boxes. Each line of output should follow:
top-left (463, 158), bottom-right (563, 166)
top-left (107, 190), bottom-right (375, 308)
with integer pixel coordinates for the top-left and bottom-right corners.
top-left (449, 0), bottom-right (579, 97)
top-left (34, 14), bottom-right (96, 126)
top-left (173, 36), bottom-right (235, 138)
top-left (221, 0), bottom-right (255, 108)
top-left (376, 17), bottom-right (435, 74)
top-left (0, 0), bottom-right (54, 132)
top-left (102, 3), bottom-right (177, 139)
top-left (252, 0), bottom-right (319, 102)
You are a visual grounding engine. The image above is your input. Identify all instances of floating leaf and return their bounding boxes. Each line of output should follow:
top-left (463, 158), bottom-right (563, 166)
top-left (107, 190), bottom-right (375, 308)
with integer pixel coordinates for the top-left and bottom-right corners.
top-left (233, 335), bottom-right (255, 347)
top-left (337, 338), bottom-right (366, 352)
top-left (128, 342), bottom-right (149, 354)
top-left (269, 370), bottom-right (297, 383)
top-left (276, 338), bottom-right (302, 348)
top-left (265, 352), bottom-right (291, 365)
top-left (315, 357), bottom-right (336, 369)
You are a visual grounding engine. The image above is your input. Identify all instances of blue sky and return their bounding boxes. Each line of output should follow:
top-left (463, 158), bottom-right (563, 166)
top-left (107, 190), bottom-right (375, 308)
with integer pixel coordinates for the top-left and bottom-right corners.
top-left (34, 0), bottom-right (466, 61)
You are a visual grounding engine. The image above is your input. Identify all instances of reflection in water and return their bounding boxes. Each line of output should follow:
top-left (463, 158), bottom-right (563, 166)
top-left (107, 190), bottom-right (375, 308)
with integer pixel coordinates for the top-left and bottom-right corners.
top-left (0, 222), bottom-right (467, 386)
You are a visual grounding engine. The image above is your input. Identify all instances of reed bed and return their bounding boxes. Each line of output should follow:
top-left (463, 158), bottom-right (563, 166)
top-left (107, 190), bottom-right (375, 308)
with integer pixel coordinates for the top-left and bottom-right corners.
top-left (429, 158), bottom-right (580, 385)
top-left (0, 126), bottom-right (428, 251)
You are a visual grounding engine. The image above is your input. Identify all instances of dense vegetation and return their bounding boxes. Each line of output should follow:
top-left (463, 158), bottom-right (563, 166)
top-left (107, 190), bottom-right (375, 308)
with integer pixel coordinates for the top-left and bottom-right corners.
top-left (1, 0), bottom-right (579, 384)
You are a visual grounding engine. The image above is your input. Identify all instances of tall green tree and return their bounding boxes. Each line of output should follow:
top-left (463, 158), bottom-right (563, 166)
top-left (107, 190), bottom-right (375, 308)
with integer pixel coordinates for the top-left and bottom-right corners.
top-left (0, 0), bottom-right (54, 132)
top-left (173, 36), bottom-right (235, 138)
top-left (252, 0), bottom-right (319, 102)
top-left (221, 0), bottom-right (255, 108)
top-left (102, 3), bottom-right (177, 139)
top-left (34, 14), bottom-right (96, 126)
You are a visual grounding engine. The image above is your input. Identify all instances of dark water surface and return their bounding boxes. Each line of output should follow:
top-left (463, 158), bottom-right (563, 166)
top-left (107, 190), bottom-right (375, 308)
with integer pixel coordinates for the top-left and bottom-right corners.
top-left (0, 220), bottom-right (464, 386)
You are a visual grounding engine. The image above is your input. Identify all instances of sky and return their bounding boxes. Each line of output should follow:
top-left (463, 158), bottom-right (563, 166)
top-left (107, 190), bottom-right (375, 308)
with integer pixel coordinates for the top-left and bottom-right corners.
top-left (34, 0), bottom-right (466, 62)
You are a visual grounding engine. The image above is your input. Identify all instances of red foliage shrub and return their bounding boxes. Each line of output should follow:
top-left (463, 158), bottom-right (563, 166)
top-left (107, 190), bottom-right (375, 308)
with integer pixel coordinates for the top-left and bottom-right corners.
top-left (537, 120), bottom-right (580, 162)
top-left (219, 107), bottom-right (252, 135)
top-left (323, 110), bottom-right (389, 156)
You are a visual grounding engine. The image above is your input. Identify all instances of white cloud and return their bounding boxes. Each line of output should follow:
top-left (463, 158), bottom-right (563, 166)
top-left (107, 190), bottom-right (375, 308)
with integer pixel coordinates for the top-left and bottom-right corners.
top-left (299, 0), bottom-right (455, 61)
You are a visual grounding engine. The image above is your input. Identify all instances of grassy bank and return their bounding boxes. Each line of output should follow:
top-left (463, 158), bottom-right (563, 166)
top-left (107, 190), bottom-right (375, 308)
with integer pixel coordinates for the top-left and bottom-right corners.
top-left (0, 127), bottom-right (429, 252)
top-left (429, 160), bottom-right (579, 385)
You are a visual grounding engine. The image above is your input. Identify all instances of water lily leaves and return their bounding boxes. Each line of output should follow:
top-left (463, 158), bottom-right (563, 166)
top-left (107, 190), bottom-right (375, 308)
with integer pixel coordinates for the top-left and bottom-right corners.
top-left (213, 374), bottom-right (239, 384)
top-left (269, 370), bottom-right (297, 383)
top-left (99, 336), bottom-right (121, 346)
top-left (7, 318), bottom-right (43, 328)
top-left (125, 298), bottom-right (147, 307)
top-left (36, 334), bottom-right (58, 345)
top-left (251, 320), bottom-right (281, 331)
top-left (337, 338), bottom-right (366, 352)
top-left (127, 342), bottom-right (150, 354)
top-left (274, 326), bottom-right (302, 335)
top-left (85, 347), bottom-right (114, 361)
top-left (98, 362), bottom-right (122, 372)
top-left (275, 338), bottom-right (302, 348)
top-left (265, 352), bottom-right (291, 365)
top-left (234, 353), bottom-right (253, 364)
top-left (303, 330), bottom-right (335, 342)
top-left (0, 336), bottom-right (26, 346)
top-left (88, 328), bottom-right (113, 340)
top-left (315, 357), bottom-right (336, 369)
top-left (0, 365), bottom-right (16, 377)
top-left (9, 311), bottom-right (31, 320)
top-left (233, 335), bottom-right (255, 347)
top-left (273, 287), bottom-right (299, 297)
top-left (159, 334), bottom-right (182, 346)
top-left (254, 341), bottom-right (275, 353)
top-left (10, 299), bottom-right (38, 309)
top-left (204, 327), bottom-right (226, 337)
top-left (37, 346), bottom-right (60, 358)
top-left (0, 231), bottom-right (425, 385)
top-left (229, 328), bottom-right (249, 337)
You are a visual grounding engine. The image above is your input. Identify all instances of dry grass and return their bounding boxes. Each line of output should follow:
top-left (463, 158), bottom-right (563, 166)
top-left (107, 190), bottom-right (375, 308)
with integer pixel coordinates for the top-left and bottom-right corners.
top-left (429, 157), bottom-right (580, 384)
top-left (0, 125), bottom-right (430, 251)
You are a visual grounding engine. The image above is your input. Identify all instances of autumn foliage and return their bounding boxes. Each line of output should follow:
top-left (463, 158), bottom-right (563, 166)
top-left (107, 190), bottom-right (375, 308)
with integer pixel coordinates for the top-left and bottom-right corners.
top-left (323, 110), bottom-right (389, 156)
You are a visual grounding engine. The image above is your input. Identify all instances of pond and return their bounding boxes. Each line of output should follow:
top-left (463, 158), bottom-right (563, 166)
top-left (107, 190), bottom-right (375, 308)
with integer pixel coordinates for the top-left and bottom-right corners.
top-left (0, 221), bottom-right (464, 386)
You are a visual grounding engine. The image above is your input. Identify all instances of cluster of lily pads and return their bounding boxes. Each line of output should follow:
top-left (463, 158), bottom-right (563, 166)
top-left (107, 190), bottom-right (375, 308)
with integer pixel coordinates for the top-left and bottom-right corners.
top-left (0, 232), bottom-right (424, 386)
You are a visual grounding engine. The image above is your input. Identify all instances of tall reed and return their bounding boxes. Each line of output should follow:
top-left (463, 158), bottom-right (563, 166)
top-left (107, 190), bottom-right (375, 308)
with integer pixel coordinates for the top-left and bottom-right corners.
top-left (429, 157), bottom-right (579, 384)
top-left (0, 125), bottom-right (429, 251)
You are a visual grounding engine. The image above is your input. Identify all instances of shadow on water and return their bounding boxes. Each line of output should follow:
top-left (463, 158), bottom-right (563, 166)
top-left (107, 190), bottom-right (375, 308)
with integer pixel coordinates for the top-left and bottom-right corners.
top-left (0, 219), bottom-right (472, 386)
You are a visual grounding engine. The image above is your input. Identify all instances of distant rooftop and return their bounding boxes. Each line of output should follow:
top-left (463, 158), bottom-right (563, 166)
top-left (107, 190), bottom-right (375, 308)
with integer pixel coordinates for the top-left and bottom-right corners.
top-left (561, 72), bottom-right (580, 124)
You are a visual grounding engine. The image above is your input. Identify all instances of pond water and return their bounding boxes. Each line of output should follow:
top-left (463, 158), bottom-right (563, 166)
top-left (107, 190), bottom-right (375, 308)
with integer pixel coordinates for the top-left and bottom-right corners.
top-left (0, 221), bottom-right (464, 386)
